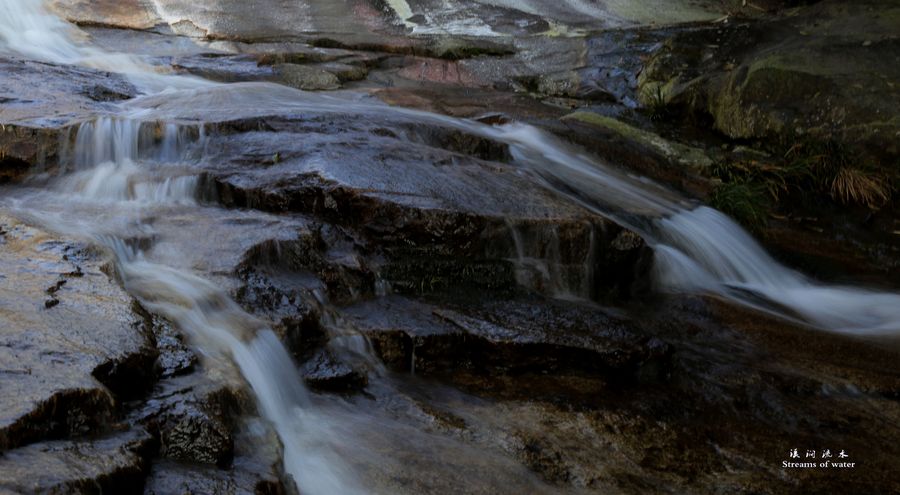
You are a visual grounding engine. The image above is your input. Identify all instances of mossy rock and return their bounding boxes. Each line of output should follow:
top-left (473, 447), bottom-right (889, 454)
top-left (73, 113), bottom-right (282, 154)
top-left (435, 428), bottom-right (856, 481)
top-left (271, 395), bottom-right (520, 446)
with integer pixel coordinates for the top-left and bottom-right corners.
top-left (563, 111), bottom-right (713, 171)
top-left (639, 1), bottom-right (900, 164)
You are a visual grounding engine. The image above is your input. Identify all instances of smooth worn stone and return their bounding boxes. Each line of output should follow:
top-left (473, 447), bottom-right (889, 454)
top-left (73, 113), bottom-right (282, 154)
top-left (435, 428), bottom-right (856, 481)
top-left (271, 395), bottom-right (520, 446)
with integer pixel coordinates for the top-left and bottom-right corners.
top-left (0, 216), bottom-right (156, 450)
top-left (0, 57), bottom-right (135, 127)
top-left (172, 53), bottom-right (278, 83)
top-left (0, 427), bottom-right (154, 494)
top-left (274, 63), bottom-right (341, 91)
top-left (0, 57), bottom-right (136, 175)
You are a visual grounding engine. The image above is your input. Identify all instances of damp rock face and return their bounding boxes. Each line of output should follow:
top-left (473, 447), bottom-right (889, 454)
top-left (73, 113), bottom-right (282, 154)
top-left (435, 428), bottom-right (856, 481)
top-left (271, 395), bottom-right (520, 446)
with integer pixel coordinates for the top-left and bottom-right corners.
top-left (343, 294), bottom-right (669, 380)
top-left (0, 428), bottom-right (155, 494)
top-left (0, 57), bottom-right (136, 175)
top-left (187, 109), bottom-right (649, 299)
top-left (639, 0), bottom-right (900, 164)
top-left (143, 416), bottom-right (287, 495)
top-left (0, 216), bottom-right (156, 451)
top-left (132, 371), bottom-right (240, 467)
top-left (2, 1), bottom-right (899, 494)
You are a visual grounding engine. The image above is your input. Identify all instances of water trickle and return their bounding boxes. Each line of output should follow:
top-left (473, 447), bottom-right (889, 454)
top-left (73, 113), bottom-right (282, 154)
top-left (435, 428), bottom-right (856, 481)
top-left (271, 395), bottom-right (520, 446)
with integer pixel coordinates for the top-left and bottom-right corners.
top-left (50, 117), bottom-right (204, 204)
top-left (581, 222), bottom-right (597, 299)
top-left (654, 207), bottom-right (900, 334)
top-left (70, 118), bottom-right (142, 169)
top-left (0, 0), bottom-right (210, 92)
top-left (505, 219), bottom-right (595, 300)
top-left (107, 240), bottom-right (364, 494)
top-left (2, 2), bottom-right (900, 493)
top-left (65, 117), bottom-right (205, 168)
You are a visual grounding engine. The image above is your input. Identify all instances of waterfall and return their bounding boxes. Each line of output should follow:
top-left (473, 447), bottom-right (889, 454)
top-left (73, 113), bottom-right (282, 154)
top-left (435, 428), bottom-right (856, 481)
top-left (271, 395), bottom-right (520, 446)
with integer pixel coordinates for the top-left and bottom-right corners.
top-left (108, 241), bottom-right (364, 494)
top-left (10, 16), bottom-right (900, 335)
top-left (1, 4), bottom-right (362, 491)
top-left (53, 117), bottom-right (203, 204)
top-left (654, 207), bottom-right (900, 333)
top-left (1, 1), bottom-right (899, 492)
top-left (484, 123), bottom-right (900, 334)
top-left (0, 0), bottom-right (209, 92)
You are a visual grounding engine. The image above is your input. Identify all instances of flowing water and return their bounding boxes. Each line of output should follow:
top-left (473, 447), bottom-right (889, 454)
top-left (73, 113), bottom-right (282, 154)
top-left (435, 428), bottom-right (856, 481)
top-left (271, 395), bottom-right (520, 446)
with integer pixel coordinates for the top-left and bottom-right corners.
top-left (2, 0), bottom-right (900, 493)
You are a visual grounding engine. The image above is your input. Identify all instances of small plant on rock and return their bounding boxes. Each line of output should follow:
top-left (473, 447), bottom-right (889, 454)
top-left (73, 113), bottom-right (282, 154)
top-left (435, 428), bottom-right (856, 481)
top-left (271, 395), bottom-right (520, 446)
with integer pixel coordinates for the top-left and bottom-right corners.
top-left (709, 180), bottom-right (770, 231)
top-left (642, 84), bottom-right (671, 122)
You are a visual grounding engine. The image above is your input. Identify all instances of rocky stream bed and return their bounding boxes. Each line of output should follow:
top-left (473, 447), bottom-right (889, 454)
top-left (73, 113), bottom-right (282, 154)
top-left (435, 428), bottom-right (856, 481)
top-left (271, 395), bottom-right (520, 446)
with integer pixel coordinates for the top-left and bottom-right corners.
top-left (0, 1), bottom-right (899, 494)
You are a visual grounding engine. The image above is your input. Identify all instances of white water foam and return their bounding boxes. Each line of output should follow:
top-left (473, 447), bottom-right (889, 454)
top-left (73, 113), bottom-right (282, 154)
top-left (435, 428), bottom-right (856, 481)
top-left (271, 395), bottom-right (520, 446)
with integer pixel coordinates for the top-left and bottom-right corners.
top-left (108, 243), bottom-right (364, 494)
top-left (0, 0), bottom-right (210, 92)
top-left (654, 207), bottom-right (900, 334)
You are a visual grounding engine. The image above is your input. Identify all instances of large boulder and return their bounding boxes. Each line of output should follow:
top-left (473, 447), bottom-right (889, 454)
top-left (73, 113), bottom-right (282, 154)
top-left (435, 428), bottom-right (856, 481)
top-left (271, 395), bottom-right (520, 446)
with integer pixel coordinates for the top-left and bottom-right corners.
top-left (639, 0), bottom-right (900, 163)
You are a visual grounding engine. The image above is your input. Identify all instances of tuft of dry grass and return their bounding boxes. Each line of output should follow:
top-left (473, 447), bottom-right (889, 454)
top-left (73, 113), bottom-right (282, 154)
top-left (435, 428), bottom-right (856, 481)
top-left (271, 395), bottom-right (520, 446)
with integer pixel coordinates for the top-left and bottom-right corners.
top-left (830, 167), bottom-right (891, 209)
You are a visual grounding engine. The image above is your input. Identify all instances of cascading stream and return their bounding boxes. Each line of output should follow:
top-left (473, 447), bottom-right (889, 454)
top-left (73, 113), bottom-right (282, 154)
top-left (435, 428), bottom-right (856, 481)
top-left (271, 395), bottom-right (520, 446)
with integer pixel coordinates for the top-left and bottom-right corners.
top-left (11, 111), bottom-right (367, 494)
top-left (101, 88), bottom-right (900, 334)
top-left (107, 240), bottom-right (364, 495)
top-left (0, 0), bottom-right (211, 92)
top-left (2, 0), bottom-right (900, 491)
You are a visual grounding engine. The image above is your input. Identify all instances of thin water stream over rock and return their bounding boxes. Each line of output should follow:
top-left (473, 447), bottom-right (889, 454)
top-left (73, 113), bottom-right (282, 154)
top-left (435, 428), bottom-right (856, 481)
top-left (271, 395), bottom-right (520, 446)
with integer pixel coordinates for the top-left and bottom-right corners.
top-left (1, 0), bottom-right (899, 493)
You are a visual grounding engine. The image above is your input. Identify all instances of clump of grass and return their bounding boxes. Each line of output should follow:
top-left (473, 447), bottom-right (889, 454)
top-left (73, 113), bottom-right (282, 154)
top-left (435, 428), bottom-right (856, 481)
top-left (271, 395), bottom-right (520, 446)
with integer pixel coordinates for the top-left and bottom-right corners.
top-left (642, 85), bottom-right (671, 122)
top-left (709, 181), bottom-right (770, 231)
top-left (830, 166), bottom-right (891, 209)
top-left (783, 138), bottom-right (892, 210)
top-left (710, 135), bottom-right (894, 233)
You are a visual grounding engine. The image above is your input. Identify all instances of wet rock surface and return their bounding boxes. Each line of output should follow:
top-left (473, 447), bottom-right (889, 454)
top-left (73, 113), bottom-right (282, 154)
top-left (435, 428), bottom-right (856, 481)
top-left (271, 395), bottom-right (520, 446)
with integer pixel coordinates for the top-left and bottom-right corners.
top-left (189, 110), bottom-right (650, 298)
top-left (339, 292), bottom-right (900, 493)
top-left (300, 349), bottom-right (368, 392)
top-left (345, 294), bottom-right (667, 379)
top-left (0, 57), bottom-right (135, 126)
top-left (0, 427), bottom-right (154, 494)
top-left (144, 457), bottom-right (285, 495)
top-left (639, 0), bottom-right (900, 163)
top-left (0, 216), bottom-right (155, 451)
top-left (2, 0), bottom-right (900, 493)
top-left (0, 213), bottom-right (289, 492)
top-left (0, 57), bottom-right (135, 172)
top-left (131, 371), bottom-right (239, 467)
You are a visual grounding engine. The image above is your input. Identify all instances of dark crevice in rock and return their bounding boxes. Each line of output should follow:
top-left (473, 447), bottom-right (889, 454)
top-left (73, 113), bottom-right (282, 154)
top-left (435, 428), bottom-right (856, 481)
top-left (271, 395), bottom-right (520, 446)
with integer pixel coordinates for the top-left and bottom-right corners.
top-left (0, 155), bottom-right (30, 183)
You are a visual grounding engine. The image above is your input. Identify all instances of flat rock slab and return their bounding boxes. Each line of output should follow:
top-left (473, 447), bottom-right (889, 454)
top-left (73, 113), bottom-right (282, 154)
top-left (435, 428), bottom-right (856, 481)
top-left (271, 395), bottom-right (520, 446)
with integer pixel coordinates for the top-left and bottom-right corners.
top-left (0, 215), bottom-right (155, 450)
top-left (0, 57), bottom-right (135, 169)
top-left (343, 294), bottom-right (668, 377)
top-left (0, 427), bottom-right (153, 494)
top-left (193, 112), bottom-right (590, 223)
top-left (0, 57), bottom-right (134, 127)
